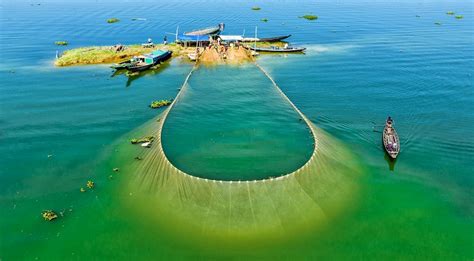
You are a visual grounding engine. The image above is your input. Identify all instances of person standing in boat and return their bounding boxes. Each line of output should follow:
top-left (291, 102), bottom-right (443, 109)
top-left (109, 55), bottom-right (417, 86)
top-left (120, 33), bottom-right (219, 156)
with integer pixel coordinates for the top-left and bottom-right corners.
top-left (163, 36), bottom-right (167, 45)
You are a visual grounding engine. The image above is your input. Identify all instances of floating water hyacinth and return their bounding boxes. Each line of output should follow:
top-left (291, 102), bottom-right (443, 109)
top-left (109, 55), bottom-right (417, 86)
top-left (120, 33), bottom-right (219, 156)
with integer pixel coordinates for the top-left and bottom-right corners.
top-left (55, 41), bottom-right (68, 46)
top-left (251, 6), bottom-right (261, 11)
top-left (455, 15), bottom-right (463, 19)
top-left (107, 18), bottom-right (120, 23)
top-left (150, 100), bottom-right (172, 109)
top-left (446, 11), bottom-right (455, 15)
top-left (300, 14), bottom-right (318, 20)
top-left (261, 18), bottom-right (268, 22)
top-left (130, 136), bottom-right (155, 144)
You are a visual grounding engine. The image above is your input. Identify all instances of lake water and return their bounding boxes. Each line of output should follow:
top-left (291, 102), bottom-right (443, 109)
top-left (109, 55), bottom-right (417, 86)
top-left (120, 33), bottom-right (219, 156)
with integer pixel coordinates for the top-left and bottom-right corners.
top-left (0, 0), bottom-right (473, 259)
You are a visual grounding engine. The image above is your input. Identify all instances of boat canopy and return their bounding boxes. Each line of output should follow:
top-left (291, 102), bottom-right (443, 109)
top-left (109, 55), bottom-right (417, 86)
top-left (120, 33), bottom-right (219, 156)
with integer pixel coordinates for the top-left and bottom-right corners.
top-left (219, 35), bottom-right (243, 42)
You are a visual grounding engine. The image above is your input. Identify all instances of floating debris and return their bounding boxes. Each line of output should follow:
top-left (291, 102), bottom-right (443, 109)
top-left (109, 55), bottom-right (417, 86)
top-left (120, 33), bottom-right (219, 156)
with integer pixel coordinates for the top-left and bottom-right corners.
top-left (55, 41), bottom-right (68, 46)
top-left (455, 15), bottom-right (463, 19)
top-left (300, 14), bottom-right (318, 21)
top-left (113, 168), bottom-right (120, 172)
top-left (47, 154), bottom-right (53, 158)
top-left (107, 18), bottom-right (120, 23)
top-left (86, 180), bottom-right (95, 189)
top-left (150, 100), bottom-right (172, 109)
top-left (261, 18), bottom-right (269, 22)
top-left (134, 156), bottom-right (143, 160)
top-left (131, 18), bottom-right (147, 21)
top-left (80, 187), bottom-right (86, 193)
top-left (42, 210), bottom-right (58, 221)
top-left (435, 22), bottom-right (442, 25)
top-left (130, 136), bottom-right (154, 144)
top-left (141, 142), bottom-right (152, 148)
top-left (415, 15), bottom-right (421, 18)
top-left (446, 11), bottom-right (455, 15)
top-left (251, 6), bottom-right (261, 11)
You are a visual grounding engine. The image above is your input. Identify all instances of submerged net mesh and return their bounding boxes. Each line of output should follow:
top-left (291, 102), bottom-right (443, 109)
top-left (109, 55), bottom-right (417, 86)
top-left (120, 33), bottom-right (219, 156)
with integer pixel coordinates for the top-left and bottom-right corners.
top-left (119, 63), bottom-right (362, 244)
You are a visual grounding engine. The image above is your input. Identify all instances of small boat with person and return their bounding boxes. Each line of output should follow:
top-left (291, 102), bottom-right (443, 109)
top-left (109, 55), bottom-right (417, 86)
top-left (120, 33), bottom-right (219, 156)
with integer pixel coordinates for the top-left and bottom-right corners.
top-left (382, 116), bottom-right (400, 159)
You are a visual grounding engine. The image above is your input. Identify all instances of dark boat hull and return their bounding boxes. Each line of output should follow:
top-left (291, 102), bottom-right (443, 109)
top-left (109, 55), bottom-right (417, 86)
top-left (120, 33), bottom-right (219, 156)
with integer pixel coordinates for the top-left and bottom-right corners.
top-left (127, 63), bottom-right (153, 72)
top-left (258, 35), bottom-right (292, 42)
top-left (246, 46), bottom-right (306, 53)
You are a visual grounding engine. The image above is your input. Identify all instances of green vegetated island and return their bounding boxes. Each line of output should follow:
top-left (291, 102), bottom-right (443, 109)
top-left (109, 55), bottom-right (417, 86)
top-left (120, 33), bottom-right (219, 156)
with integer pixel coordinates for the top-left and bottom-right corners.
top-left (54, 41), bottom-right (287, 67)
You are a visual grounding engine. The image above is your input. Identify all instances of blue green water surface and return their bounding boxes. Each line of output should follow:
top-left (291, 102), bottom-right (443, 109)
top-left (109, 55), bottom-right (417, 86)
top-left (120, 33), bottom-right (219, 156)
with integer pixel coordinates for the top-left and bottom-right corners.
top-left (0, 0), bottom-right (473, 259)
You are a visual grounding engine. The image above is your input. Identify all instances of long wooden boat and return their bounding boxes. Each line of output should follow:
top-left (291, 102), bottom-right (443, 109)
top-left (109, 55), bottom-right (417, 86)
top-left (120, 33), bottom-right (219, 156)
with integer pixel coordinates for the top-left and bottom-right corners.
top-left (245, 45), bottom-right (306, 53)
top-left (241, 35), bottom-right (292, 43)
top-left (127, 50), bottom-right (172, 72)
top-left (382, 116), bottom-right (400, 159)
top-left (184, 23), bottom-right (224, 36)
top-left (258, 34), bottom-right (292, 42)
top-left (111, 59), bottom-right (138, 70)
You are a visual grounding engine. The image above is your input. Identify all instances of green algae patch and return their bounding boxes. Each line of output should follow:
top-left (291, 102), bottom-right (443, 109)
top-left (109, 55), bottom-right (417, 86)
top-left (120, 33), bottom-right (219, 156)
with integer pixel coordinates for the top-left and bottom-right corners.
top-left (150, 100), bottom-right (172, 109)
top-left (455, 15), bottom-right (463, 19)
top-left (55, 41), bottom-right (68, 46)
top-left (261, 18), bottom-right (269, 22)
top-left (251, 6), bottom-right (261, 11)
top-left (446, 11), bottom-right (455, 15)
top-left (54, 43), bottom-right (186, 66)
top-left (300, 14), bottom-right (318, 20)
top-left (130, 136), bottom-right (154, 144)
top-left (107, 18), bottom-right (120, 23)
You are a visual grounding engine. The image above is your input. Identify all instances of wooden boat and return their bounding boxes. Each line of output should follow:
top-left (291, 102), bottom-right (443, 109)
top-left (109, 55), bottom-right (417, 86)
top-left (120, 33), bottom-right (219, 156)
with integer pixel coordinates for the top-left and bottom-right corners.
top-left (259, 34), bottom-right (291, 42)
top-left (382, 116), bottom-right (400, 159)
top-left (111, 58), bottom-right (138, 70)
top-left (241, 35), bottom-right (291, 43)
top-left (127, 50), bottom-right (172, 72)
top-left (184, 23), bottom-right (224, 36)
top-left (245, 45), bottom-right (306, 53)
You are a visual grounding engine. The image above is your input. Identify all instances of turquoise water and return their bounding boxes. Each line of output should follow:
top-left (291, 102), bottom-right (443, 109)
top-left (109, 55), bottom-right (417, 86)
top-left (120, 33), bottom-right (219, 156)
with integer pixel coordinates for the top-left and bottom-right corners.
top-left (1, 0), bottom-right (473, 259)
top-left (162, 65), bottom-right (313, 180)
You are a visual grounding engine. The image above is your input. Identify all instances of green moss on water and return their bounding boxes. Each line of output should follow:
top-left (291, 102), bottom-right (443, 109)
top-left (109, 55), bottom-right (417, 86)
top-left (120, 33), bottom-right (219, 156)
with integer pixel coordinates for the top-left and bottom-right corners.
top-left (251, 6), bottom-right (261, 11)
top-left (300, 14), bottom-right (318, 20)
top-left (455, 15), bottom-right (463, 19)
top-left (55, 41), bottom-right (68, 46)
top-left (150, 100), bottom-right (172, 109)
top-left (446, 11), bottom-right (455, 15)
top-left (130, 136), bottom-right (154, 144)
top-left (54, 43), bottom-right (188, 67)
top-left (107, 18), bottom-right (120, 23)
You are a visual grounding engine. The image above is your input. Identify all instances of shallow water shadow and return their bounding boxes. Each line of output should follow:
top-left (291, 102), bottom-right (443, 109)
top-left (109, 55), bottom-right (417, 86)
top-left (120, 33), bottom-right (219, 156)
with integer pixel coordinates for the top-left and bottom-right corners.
top-left (384, 151), bottom-right (397, 171)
